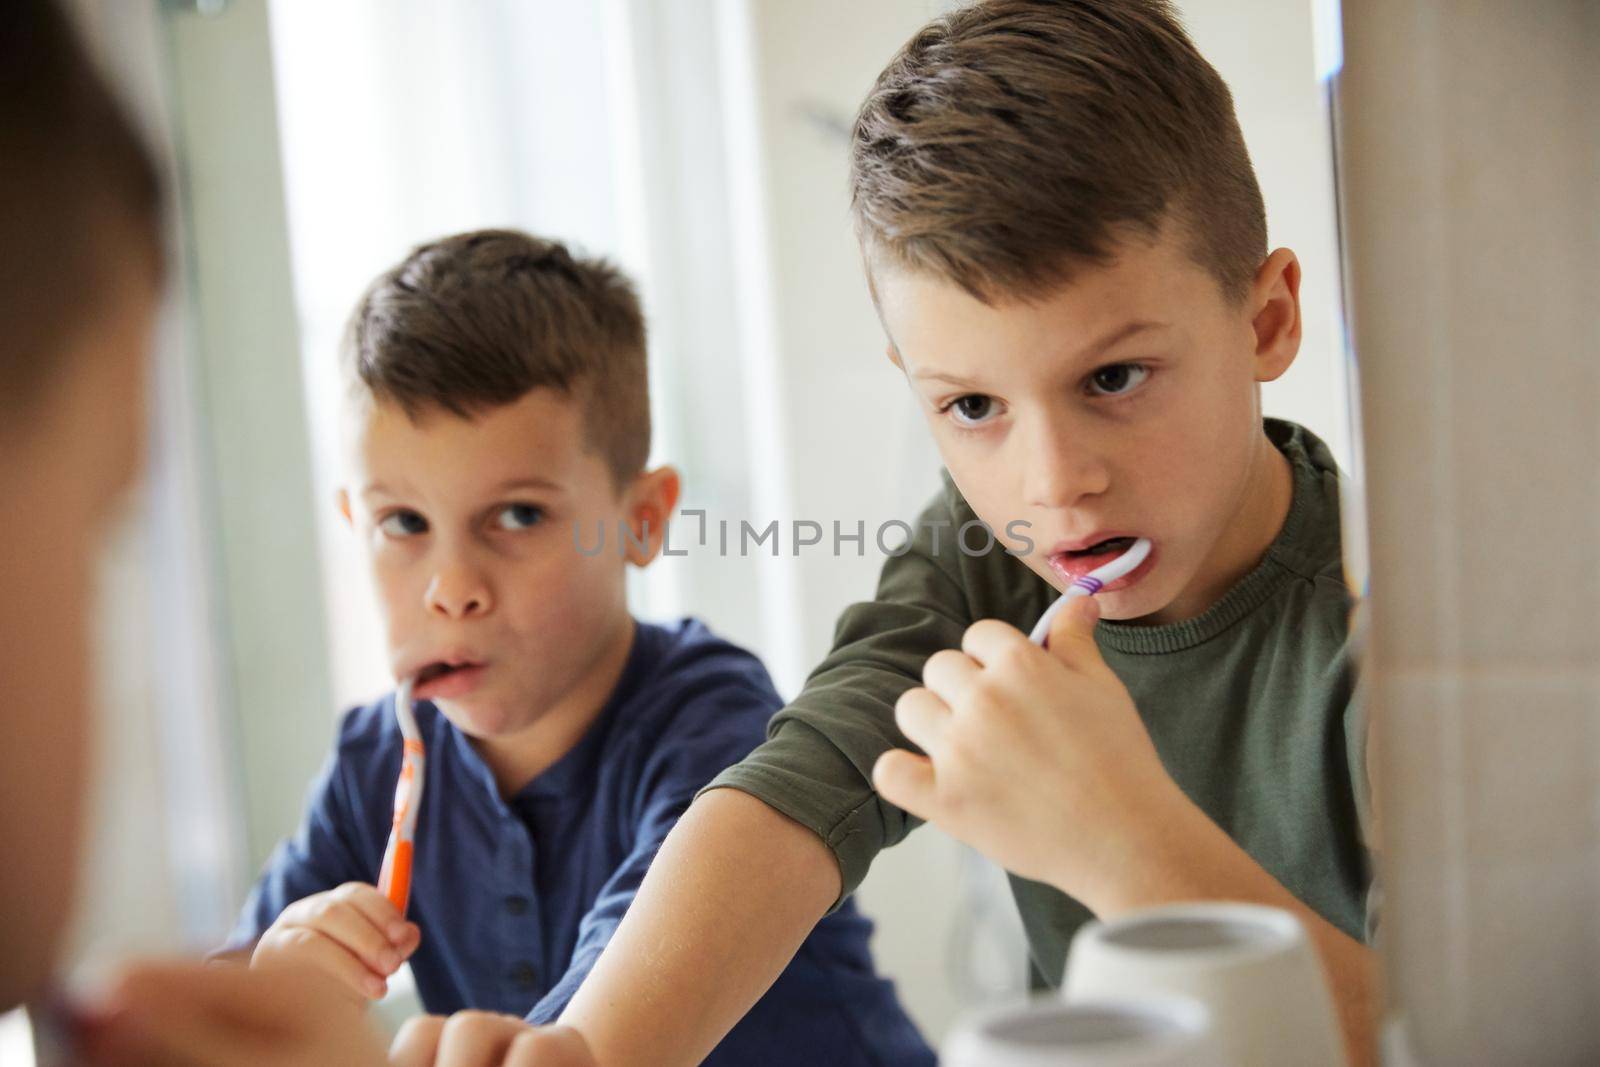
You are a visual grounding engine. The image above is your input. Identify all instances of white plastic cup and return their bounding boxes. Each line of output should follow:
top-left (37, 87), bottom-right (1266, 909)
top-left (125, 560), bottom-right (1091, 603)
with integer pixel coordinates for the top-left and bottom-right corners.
top-left (942, 995), bottom-right (1225, 1067)
top-left (1064, 903), bottom-right (1343, 1067)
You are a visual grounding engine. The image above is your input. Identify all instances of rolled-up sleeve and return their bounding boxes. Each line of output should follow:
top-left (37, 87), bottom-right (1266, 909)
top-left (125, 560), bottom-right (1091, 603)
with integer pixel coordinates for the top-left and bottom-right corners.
top-left (702, 486), bottom-right (977, 903)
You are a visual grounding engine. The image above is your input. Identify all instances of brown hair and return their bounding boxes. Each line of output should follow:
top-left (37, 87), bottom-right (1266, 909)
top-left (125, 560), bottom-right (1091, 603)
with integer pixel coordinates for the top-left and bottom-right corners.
top-left (0, 0), bottom-right (164, 409)
top-left (345, 229), bottom-right (651, 487)
top-left (850, 0), bottom-right (1265, 305)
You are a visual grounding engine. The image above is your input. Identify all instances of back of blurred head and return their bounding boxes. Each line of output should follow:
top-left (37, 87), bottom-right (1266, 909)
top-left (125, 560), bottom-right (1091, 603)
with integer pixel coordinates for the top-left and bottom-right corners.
top-left (0, 0), bottom-right (164, 1010)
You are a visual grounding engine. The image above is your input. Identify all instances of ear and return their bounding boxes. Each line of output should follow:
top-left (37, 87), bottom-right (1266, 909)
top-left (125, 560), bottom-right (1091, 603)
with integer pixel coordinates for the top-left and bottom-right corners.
top-left (1249, 248), bottom-right (1302, 384)
top-left (884, 341), bottom-right (904, 370)
top-left (622, 465), bottom-right (682, 567)
top-left (336, 487), bottom-right (354, 527)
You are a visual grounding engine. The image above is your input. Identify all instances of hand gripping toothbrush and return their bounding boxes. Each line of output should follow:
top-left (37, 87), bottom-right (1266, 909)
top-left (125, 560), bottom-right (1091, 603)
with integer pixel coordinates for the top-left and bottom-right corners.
top-left (1027, 538), bottom-right (1152, 646)
top-left (377, 678), bottom-right (425, 916)
top-left (947, 537), bottom-right (1151, 997)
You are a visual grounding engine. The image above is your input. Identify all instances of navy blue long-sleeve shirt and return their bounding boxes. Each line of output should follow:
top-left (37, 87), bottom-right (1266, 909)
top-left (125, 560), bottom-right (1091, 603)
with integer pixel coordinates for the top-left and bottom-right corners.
top-left (225, 617), bottom-right (933, 1065)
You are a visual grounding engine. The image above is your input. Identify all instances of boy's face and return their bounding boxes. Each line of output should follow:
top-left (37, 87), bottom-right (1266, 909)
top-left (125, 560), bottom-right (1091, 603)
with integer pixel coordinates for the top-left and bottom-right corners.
top-left (877, 223), bottom-right (1299, 624)
top-left (342, 389), bottom-right (661, 745)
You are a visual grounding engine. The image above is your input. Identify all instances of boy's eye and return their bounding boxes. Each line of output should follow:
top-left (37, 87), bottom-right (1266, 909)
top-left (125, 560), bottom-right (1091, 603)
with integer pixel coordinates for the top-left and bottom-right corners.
top-left (1087, 363), bottom-right (1150, 397)
top-left (945, 393), bottom-right (1001, 428)
top-left (378, 510), bottom-right (428, 537)
top-left (495, 503), bottom-right (545, 531)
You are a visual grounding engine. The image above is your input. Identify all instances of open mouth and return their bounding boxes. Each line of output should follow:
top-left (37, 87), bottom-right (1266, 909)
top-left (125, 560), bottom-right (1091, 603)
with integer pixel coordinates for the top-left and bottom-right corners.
top-left (412, 658), bottom-right (487, 699)
top-left (1065, 536), bottom-right (1139, 558)
top-left (1048, 536), bottom-right (1154, 593)
top-left (416, 660), bottom-right (474, 684)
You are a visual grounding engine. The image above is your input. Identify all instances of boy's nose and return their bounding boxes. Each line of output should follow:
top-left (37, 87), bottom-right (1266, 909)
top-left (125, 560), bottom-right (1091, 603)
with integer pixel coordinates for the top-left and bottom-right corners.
top-left (1022, 423), bottom-right (1111, 510)
top-left (424, 566), bottom-right (494, 619)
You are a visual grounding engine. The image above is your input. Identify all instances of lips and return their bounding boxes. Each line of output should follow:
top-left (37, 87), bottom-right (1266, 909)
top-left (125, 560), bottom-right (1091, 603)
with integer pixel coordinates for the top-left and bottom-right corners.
top-left (409, 656), bottom-right (489, 701)
top-left (1045, 534), bottom-right (1156, 593)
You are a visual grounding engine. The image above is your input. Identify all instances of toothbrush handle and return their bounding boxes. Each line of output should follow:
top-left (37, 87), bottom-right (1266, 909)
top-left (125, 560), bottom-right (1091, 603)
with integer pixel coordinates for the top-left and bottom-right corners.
top-left (378, 835), bottom-right (413, 915)
top-left (377, 740), bottom-right (423, 916)
top-left (1027, 585), bottom-right (1090, 646)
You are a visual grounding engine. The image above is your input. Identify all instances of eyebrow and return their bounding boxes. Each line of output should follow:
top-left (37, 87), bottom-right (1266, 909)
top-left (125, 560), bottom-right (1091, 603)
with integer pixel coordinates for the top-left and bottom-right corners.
top-left (910, 369), bottom-right (984, 388)
top-left (1077, 319), bottom-right (1168, 360)
top-left (492, 476), bottom-right (563, 494)
top-left (909, 319), bottom-right (1170, 389)
top-left (360, 475), bottom-right (563, 501)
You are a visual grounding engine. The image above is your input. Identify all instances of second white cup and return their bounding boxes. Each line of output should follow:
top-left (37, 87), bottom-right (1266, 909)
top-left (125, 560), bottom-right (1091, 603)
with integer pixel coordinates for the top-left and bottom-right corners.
top-left (943, 995), bottom-right (1224, 1067)
top-left (1064, 902), bottom-right (1344, 1067)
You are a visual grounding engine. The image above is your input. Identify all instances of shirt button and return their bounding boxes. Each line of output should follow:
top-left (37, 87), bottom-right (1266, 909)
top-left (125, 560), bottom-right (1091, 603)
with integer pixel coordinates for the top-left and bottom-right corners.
top-left (510, 962), bottom-right (538, 990)
top-left (504, 896), bottom-right (529, 916)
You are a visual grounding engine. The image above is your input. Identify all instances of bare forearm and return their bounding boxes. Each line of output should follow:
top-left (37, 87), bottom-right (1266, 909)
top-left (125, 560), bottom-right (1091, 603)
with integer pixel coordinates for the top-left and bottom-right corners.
top-left (1081, 798), bottom-right (1377, 1067)
top-left (558, 788), bottom-right (840, 1066)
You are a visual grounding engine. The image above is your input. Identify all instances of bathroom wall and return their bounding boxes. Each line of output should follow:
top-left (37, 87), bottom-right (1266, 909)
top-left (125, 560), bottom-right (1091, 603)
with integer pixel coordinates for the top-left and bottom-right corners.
top-left (1339, 1), bottom-right (1600, 1061)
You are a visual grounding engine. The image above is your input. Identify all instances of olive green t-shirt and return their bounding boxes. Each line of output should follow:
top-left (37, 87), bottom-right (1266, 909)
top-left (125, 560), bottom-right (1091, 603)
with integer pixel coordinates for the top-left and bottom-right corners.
top-left (705, 419), bottom-right (1371, 985)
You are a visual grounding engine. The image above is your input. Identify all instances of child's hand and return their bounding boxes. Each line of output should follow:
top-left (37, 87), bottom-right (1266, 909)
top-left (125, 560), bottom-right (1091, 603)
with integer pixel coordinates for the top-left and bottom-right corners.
top-left (873, 596), bottom-right (1194, 908)
top-left (77, 957), bottom-right (390, 1067)
top-left (251, 882), bottom-right (421, 1002)
top-left (391, 1014), bottom-right (596, 1066)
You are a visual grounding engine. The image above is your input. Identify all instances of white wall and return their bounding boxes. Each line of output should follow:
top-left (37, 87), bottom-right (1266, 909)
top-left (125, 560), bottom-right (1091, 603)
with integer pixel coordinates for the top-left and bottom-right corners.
top-left (1180, 0), bottom-right (1350, 467)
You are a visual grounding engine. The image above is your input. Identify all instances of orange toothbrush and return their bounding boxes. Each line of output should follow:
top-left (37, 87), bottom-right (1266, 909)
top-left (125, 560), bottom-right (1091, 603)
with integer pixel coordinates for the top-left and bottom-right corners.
top-left (377, 678), bottom-right (424, 916)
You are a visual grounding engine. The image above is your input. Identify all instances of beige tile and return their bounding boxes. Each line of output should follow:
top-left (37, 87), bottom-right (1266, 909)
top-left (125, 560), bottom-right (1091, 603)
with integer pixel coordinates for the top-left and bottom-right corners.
top-left (1458, 855), bottom-right (1600, 1064)
top-left (1344, 0), bottom-right (1600, 1057)
top-left (1369, 670), bottom-right (1461, 864)
top-left (1369, 670), bottom-right (1600, 1062)
top-left (1385, 853), bottom-right (1600, 1065)
top-left (1369, 671), bottom-right (1472, 1047)
top-left (1379, 843), bottom-right (1472, 1051)
top-left (1459, 674), bottom-right (1600, 860)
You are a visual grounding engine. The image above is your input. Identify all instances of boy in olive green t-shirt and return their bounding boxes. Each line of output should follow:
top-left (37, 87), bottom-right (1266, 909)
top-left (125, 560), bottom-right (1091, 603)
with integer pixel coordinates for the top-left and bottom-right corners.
top-left (719, 418), bottom-right (1369, 988)
top-left (395, 3), bottom-right (1378, 1066)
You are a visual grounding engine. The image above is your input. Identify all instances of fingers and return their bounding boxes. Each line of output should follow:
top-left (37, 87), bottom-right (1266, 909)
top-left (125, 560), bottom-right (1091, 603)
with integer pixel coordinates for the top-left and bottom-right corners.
top-left (872, 749), bottom-right (937, 821)
top-left (960, 618), bottom-right (1034, 670)
top-left (921, 647), bottom-right (980, 705)
top-left (278, 883), bottom-right (416, 976)
top-left (261, 926), bottom-right (389, 1000)
top-left (296, 902), bottom-right (401, 978)
top-left (259, 883), bottom-right (421, 1002)
top-left (893, 685), bottom-right (951, 754)
top-left (428, 1011), bottom-right (530, 1067)
top-left (961, 606), bottom-right (1104, 676)
top-left (1045, 594), bottom-right (1103, 668)
top-left (502, 1025), bottom-right (597, 1067)
top-left (390, 1015), bottom-right (447, 1067)
top-left (389, 1017), bottom-right (598, 1067)
top-left (331, 881), bottom-right (418, 949)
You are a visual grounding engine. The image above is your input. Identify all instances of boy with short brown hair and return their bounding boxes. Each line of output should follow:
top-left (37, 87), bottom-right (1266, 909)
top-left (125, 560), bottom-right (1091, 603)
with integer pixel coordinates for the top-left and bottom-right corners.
top-left (224, 229), bottom-right (933, 1066)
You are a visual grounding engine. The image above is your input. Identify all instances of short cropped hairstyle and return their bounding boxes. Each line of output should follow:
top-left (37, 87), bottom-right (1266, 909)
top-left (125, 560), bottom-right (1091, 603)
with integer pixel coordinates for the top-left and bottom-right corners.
top-left (345, 230), bottom-right (651, 487)
top-left (0, 0), bottom-right (164, 410)
top-left (850, 0), bottom-right (1266, 305)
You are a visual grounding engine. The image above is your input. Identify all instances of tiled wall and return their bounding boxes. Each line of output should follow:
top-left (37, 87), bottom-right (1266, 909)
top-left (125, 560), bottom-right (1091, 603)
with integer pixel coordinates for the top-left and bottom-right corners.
top-left (1339, 2), bottom-right (1600, 1061)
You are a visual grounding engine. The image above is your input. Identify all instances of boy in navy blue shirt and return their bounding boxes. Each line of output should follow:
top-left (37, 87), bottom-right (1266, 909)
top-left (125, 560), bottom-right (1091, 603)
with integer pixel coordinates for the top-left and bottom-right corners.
top-left (222, 229), bottom-right (932, 1065)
